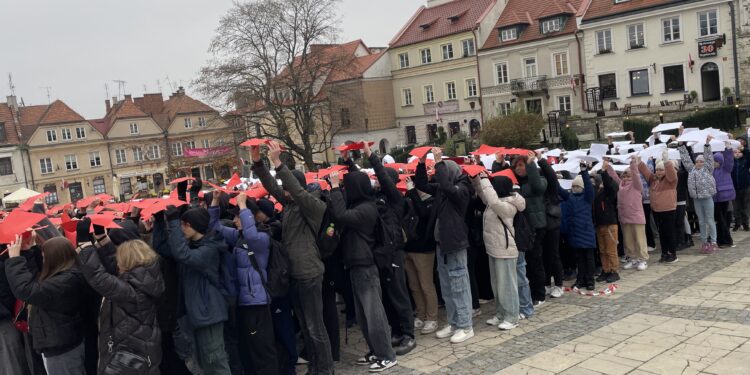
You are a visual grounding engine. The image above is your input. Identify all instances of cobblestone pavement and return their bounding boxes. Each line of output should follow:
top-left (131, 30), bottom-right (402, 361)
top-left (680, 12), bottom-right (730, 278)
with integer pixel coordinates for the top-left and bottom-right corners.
top-left (312, 231), bottom-right (750, 374)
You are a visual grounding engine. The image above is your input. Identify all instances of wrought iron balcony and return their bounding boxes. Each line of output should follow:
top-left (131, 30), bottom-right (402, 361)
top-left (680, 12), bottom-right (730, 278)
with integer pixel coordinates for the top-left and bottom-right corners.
top-left (510, 75), bottom-right (548, 95)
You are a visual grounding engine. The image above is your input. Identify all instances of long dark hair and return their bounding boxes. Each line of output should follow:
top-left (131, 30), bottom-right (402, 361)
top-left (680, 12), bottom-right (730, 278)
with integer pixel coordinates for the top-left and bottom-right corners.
top-left (39, 237), bottom-right (76, 281)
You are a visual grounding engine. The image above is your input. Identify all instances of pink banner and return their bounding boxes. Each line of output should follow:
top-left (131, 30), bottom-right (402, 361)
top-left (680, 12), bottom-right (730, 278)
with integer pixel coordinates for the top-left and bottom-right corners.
top-left (183, 145), bottom-right (233, 157)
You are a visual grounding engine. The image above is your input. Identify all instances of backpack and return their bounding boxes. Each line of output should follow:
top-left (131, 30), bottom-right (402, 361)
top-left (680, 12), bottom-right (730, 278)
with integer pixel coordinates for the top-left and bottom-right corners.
top-left (499, 211), bottom-right (534, 252)
top-left (306, 195), bottom-right (340, 259)
top-left (402, 198), bottom-right (420, 242)
top-left (372, 205), bottom-right (397, 276)
top-left (244, 229), bottom-right (290, 299)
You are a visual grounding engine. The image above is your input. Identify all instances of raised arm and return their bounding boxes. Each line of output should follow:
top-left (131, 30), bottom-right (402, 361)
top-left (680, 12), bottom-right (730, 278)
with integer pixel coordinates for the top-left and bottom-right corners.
top-left (327, 188), bottom-right (375, 230)
top-left (151, 217), bottom-right (171, 259)
top-left (239, 208), bottom-right (270, 256)
top-left (678, 145), bottom-right (695, 171)
top-left (5, 258), bottom-right (77, 310)
top-left (638, 161), bottom-right (655, 184)
top-left (252, 161), bottom-right (287, 204)
top-left (77, 246), bottom-right (139, 304)
top-left (582, 169), bottom-right (594, 203)
top-left (275, 165), bottom-right (325, 229)
top-left (722, 148), bottom-right (734, 173)
top-left (664, 160), bottom-right (678, 184)
top-left (433, 162), bottom-right (470, 205)
top-left (477, 178), bottom-right (524, 219)
top-left (705, 145), bottom-right (715, 173)
top-left (368, 153), bottom-right (403, 204)
top-left (537, 158), bottom-right (560, 196)
top-left (605, 164), bottom-right (620, 184)
top-left (166, 219), bottom-right (221, 271)
top-left (526, 160), bottom-right (548, 196)
top-left (209, 206), bottom-right (240, 247)
top-left (414, 162), bottom-right (438, 196)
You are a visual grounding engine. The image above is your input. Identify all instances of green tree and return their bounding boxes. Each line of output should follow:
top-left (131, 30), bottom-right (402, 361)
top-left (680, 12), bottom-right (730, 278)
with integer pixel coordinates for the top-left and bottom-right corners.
top-left (481, 111), bottom-right (544, 149)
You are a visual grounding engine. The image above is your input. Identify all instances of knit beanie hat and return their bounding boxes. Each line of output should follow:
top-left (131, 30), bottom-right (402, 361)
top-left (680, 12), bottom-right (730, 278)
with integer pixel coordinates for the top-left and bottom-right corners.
top-left (181, 208), bottom-right (210, 234)
top-left (695, 154), bottom-right (705, 162)
top-left (256, 198), bottom-right (275, 218)
top-left (572, 175), bottom-right (584, 188)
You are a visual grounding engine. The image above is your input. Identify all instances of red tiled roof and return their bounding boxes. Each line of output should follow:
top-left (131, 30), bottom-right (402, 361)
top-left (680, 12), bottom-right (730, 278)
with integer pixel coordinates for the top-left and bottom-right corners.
top-left (481, 0), bottom-right (586, 50)
top-left (327, 50), bottom-right (384, 83)
top-left (389, 0), bottom-right (495, 48)
top-left (0, 103), bottom-right (20, 145)
top-left (163, 94), bottom-right (215, 121)
top-left (87, 119), bottom-right (110, 136)
top-left (17, 105), bottom-right (47, 127)
top-left (102, 98), bottom-right (149, 131)
top-left (37, 100), bottom-right (85, 125)
top-left (583, 0), bottom-right (681, 22)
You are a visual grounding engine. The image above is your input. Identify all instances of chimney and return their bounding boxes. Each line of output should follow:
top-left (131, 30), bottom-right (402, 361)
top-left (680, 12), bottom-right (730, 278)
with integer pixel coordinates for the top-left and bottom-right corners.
top-left (105, 99), bottom-right (111, 113)
top-left (124, 94), bottom-right (132, 102)
top-left (112, 96), bottom-right (118, 105)
top-left (6, 95), bottom-right (18, 111)
top-left (176, 86), bottom-right (185, 96)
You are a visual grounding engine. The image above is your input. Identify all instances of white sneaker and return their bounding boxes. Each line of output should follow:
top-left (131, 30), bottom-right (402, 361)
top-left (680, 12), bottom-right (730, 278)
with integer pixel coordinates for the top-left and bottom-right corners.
top-left (369, 359), bottom-right (397, 372)
top-left (436, 325), bottom-right (455, 339)
top-left (472, 308), bottom-right (481, 317)
top-left (622, 259), bottom-right (637, 270)
top-left (486, 316), bottom-right (502, 326)
top-left (636, 261), bottom-right (648, 271)
top-left (498, 321), bottom-right (518, 330)
top-left (414, 318), bottom-right (424, 329)
top-left (619, 256), bottom-right (630, 264)
top-left (450, 328), bottom-right (474, 344)
top-left (421, 320), bottom-right (438, 334)
top-left (519, 313), bottom-right (528, 320)
top-left (545, 286), bottom-right (551, 296)
top-left (647, 246), bottom-right (656, 252)
top-left (550, 286), bottom-right (563, 298)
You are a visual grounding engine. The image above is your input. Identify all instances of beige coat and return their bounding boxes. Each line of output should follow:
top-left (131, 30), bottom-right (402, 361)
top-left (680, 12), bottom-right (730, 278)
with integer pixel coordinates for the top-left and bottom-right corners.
top-left (473, 178), bottom-right (526, 259)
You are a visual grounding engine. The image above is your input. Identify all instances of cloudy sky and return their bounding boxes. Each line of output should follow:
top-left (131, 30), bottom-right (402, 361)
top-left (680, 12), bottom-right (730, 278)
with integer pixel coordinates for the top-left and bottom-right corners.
top-left (0, 0), bottom-right (424, 118)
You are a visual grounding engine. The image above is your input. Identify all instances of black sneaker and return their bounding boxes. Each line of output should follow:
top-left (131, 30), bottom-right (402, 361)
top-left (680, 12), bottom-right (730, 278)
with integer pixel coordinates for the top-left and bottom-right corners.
top-left (595, 272), bottom-right (610, 282)
top-left (733, 225), bottom-right (741, 232)
top-left (606, 273), bottom-right (620, 283)
top-left (356, 353), bottom-right (376, 366)
top-left (390, 335), bottom-right (403, 347)
top-left (744, 225), bottom-right (750, 232)
top-left (586, 284), bottom-right (596, 291)
top-left (658, 255), bottom-right (667, 263)
top-left (665, 254), bottom-right (679, 263)
top-left (369, 359), bottom-right (398, 372)
top-left (394, 338), bottom-right (416, 356)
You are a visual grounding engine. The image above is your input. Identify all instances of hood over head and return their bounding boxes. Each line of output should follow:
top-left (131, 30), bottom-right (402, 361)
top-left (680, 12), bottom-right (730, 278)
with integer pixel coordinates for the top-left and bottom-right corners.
top-left (343, 171), bottom-right (374, 206)
top-left (491, 176), bottom-right (513, 198)
top-left (441, 160), bottom-right (462, 184)
top-left (384, 167), bottom-right (399, 184)
top-left (108, 220), bottom-right (140, 246)
top-left (713, 152), bottom-right (724, 165)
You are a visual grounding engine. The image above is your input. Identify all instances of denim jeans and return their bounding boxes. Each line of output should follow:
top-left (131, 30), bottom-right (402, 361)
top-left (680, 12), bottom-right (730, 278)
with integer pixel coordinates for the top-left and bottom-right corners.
top-left (436, 246), bottom-right (473, 329)
top-left (350, 265), bottom-right (395, 361)
top-left (488, 257), bottom-right (519, 325)
top-left (42, 342), bottom-right (85, 375)
top-left (290, 276), bottom-right (333, 375)
top-left (516, 252), bottom-right (534, 318)
top-left (694, 197), bottom-right (717, 244)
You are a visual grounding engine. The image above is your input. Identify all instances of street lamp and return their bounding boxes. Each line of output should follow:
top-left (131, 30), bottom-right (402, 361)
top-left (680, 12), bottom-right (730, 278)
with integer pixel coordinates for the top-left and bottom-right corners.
top-left (659, 112), bottom-right (664, 123)
top-left (736, 104), bottom-right (741, 130)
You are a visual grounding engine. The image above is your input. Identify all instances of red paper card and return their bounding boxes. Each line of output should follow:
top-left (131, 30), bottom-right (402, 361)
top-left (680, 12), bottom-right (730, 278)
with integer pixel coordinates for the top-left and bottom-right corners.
top-left (490, 169), bottom-right (519, 185)
top-left (409, 146), bottom-right (434, 159)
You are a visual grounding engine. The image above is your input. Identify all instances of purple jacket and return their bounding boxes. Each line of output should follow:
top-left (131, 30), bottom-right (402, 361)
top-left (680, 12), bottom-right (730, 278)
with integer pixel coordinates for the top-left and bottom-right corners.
top-left (608, 160), bottom-right (645, 225)
top-left (209, 206), bottom-right (270, 306)
top-left (713, 149), bottom-right (736, 203)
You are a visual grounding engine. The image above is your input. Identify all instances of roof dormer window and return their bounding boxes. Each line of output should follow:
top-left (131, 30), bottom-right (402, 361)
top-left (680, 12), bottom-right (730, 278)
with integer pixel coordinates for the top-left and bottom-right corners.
top-left (541, 17), bottom-right (562, 34)
top-left (447, 10), bottom-right (467, 23)
top-left (500, 27), bottom-right (518, 42)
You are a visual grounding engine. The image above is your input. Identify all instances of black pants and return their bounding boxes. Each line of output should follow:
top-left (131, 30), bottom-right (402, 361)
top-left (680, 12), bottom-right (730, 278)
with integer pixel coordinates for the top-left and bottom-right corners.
top-left (575, 248), bottom-right (596, 287)
top-left (238, 305), bottom-right (279, 375)
top-left (675, 204), bottom-right (687, 250)
top-left (225, 304), bottom-right (244, 375)
top-left (380, 252), bottom-right (415, 340)
top-left (542, 228), bottom-right (563, 287)
top-left (643, 204), bottom-right (656, 248)
top-left (271, 295), bottom-right (297, 375)
top-left (321, 278), bottom-right (340, 361)
top-left (467, 246), bottom-right (481, 309)
top-left (653, 210), bottom-right (676, 256)
top-left (734, 188), bottom-right (750, 227)
top-left (526, 229), bottom-right (547, 303)
top-left (290, 276), bottom-right (333, 375)
top-left (715, 201), bottom-right (734, 246)
top-left (160, 332), bottom-right (192, 375)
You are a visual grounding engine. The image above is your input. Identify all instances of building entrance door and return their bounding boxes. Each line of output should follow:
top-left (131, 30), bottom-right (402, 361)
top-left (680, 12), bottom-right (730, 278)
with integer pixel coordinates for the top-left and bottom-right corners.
top-left (701, 62), bottom-right (720, 102)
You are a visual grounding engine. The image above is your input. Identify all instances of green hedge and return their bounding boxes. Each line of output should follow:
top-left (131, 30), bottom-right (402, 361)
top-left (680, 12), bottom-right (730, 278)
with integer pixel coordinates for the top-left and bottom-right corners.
top-left (681, 107), bottom-right (744, 131)
top-left (623, 119), bottom-right (657, 143)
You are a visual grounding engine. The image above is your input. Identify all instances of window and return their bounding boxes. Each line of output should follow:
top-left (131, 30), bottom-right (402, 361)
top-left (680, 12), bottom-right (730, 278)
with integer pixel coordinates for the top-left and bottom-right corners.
top-left (662, 17), bottom-right (681, 42)
top-left (628, 24), bottom-right (645, 49)
top-left (402, 88), bottom-right (413, 106)
top-left (75, 127), bottom-right (86, 139)
top-left (497, 102), bottom-right (511, 116)
top-left (466, 79), bottom-right (478, 97)
top-left (0, 157), bottom-right (12, 176)
top-left (340, 108), bottom-right (351, 128)
top-left (184, 118), bottom-right (192, 128)
top-left (115, 149), bottom-right (127, 164)
top-left (129, 123), bottom-right (138, 134)
top-left (39, 158), bottom-right (53, 174)
top-left (398, 53), bottom-right (409, 68)
top-left (424, 85), bottom-right (435, 103)
top-left (663, 65), bottom-right (685, 93)
top-left (61, 128), bottom-right (72, 140)
top-left (446, 82), bottom-right (457, 100)
top-left (420, 48), bottom-right (432, 64)
top-left (133, 148), bottom-right (144, 162)
top-left (495, 62), bottom-right (509, 84)
top-left (441, 44), bottom-right (454, 60)
top-left (172, 142), bottom-right (183, 156)
top-left (46, 129), bottom-right (57, 142)
top-left (202, 139), bottom-right (210, 148)
top-left (64, 155), bottom-right (77, 170)
top-left (541, 18), bottom-right (561, 34)
top-left (599, 73), bottom-right (618, 99)
top-left (698, 10), bottom-right (718, 36)
top-left (0, 123), bottom-right (6, 143)
top-left (198, 117), bottom-right (207, 127)
top-left (120, 177), bottom-right (132, 195)
top-left (558, 96), bottom-right (572, 115)
top-left (184, 141), bottom-right (195, 150)
top-left (93, 178), bottom-right (105, 194)
top-left (89, 151), bottom-right (101, 167)
top-left (147, 145), bottom-right (161, 159)
top-left (44, 185), bottom-right (58, 205)
top-left (461, 39), bottom-right (475, 57)
top-left (629, 69), bottom-right (650, 95)
top-left (596, 29), bottom-right (613, 53)
top-left (405, 126), bottom-right (417, 145)
top-left (427, 124), bottom-right (438, 142)
top-left (500, 28), bottom-right (517, 41)
top-left (524, 57), bottom-right (537, 77)
top-left (553, 52), bottom-right (568, 76)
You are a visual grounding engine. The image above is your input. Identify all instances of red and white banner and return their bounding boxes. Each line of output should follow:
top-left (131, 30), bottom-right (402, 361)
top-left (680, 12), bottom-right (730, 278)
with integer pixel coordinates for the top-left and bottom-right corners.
top-left (183, 145), bottom-right (232, 157)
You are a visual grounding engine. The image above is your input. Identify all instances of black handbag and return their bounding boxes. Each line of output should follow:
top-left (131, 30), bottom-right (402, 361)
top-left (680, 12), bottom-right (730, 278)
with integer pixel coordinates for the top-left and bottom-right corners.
top-left (102, 300), bottom-right (152, 374)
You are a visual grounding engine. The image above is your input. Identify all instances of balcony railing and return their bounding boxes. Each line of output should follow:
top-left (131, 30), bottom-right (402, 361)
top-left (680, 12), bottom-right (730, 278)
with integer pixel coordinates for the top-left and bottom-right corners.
top-left (483, 74), bottom-right (582, 96)
top-left (510, 75), bottom-right (548, 95)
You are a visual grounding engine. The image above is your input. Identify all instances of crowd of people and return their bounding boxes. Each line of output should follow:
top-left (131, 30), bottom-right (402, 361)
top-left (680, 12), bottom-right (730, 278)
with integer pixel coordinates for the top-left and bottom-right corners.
top-left (0, 130), bottom-right (747, 374)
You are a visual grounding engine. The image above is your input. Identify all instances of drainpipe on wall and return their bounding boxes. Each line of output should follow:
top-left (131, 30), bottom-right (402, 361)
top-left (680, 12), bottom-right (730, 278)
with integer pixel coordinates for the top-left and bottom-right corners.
top-left (24, 145), bottom-right (34, 189)
top-left (729, 1), bottom-right (741, 101)
top-left (106, 141), bottom-right (116, 199)
top-left (574, 30), bottom-right (586, 111)
top-left (473, 29), bottom-right (485, 127)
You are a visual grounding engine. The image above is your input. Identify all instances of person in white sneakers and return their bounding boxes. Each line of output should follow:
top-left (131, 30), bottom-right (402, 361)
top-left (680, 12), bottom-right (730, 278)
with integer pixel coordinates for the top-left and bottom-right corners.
top-left (606, 158), bottom-right (649, 271)
top-left (471, 173), bottom-right (524, 331)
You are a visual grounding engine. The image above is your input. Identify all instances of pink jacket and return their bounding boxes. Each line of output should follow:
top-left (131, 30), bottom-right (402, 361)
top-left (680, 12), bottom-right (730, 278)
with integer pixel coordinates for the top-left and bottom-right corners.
top-left (607, 160), bottom-right (646, 225)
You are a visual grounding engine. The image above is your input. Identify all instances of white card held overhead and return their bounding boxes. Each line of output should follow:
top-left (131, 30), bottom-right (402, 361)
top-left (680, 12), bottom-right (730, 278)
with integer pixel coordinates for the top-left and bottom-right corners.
top-left (543, 148), bottom-right (562, 158)
top-left (480, 155), bottom-right (496, 170)
top-left (651, 122), bottom-right (683, 133)
top-left (589, 143), bottom-right (609, 157)
top-left (552, 162), bottom-right (581, 175)
top-left (606, 132), bottom-right (630, 137)
top-left (558, 179), bottom-right (574, 190)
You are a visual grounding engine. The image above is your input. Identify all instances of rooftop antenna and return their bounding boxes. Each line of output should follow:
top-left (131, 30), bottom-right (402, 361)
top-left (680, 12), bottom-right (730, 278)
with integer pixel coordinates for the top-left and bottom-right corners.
top-left (143, 84), bottom-right (148, 93)
top-left (113, 80), bottom-right (127, 99)
top-left (39, 86), bottom-right (52, 103)
top-left (8, 73), bottom-right (16, 96)
top-left (104, 83), bottom-right (110, 99)
top-left (165, 75), bottom-right (175, 92)
top-left (156, 80), bottom-right (163, 93)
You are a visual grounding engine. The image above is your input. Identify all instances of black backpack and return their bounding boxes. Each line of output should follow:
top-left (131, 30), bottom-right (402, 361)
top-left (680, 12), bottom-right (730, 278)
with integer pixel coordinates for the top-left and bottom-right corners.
top-left (499, 211), bottom-right (534, 252)
top-left (244, 230), bottom-right (290, 299)
top-left (372, 209), bottom-right (396, 276)
top-left (305, 209), bottom-right (340, 259)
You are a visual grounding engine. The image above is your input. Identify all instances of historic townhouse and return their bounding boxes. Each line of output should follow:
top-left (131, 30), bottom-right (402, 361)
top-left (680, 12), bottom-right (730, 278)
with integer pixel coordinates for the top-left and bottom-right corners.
top-left (478, 0), bottom-right (588, 140)
top-left (579, 0), bottom-right (740, 112)
top-left (0, 97), bottom-right (29, 199)
top-left (388, 0), bottom-right (506, 146)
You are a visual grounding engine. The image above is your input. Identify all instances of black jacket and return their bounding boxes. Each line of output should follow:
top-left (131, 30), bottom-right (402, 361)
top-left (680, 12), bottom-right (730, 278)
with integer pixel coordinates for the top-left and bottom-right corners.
top-left (328, 178), bottom-right (378, 269)
top-left (368, 154), bottom-right (406, 264)
top-left (593, 171), bottom-right (620, 226)
top-left (404, 189), bottom-right (436, 253)
top-left (0, 256), bottom-right (15, 320)
top-left (491, 160), bottom-right (509, 173)
top-left (677, 164), bottom-right (689, 203)
top-left (78, 246), bottom-right (164, 374)
top-left (414, 161), bottom-right (472, 254)
top-left (538, 159), bottom-right (562, 230)
top-left (5, 256), bottom-right (89, 355)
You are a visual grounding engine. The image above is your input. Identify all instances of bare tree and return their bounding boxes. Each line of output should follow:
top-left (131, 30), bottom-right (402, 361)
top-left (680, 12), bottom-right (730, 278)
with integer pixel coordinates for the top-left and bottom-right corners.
top-left (197, 0), bottom-right (357, 170)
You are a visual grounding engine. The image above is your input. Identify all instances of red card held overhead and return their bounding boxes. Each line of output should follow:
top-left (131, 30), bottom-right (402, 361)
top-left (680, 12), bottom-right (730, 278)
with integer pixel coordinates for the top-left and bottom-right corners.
top-left (490, 169), bottom-right (519, 185)
top-left (335, 141), bottom-right (374, 152)
top-left (169, 177), bottom-right (195, 184)
top-left (18, 192), bottom-right (50, 212)
top-left (240, 138), bottom-right (271, 147)
top-left (226, 173), bottom-right (242, 190)
top-left (0, 210), bottom-right (47, 244)
top-left (503, 148), bottom-right (532, 156)
top-left (461, 165), bottom-right (487, 177)
top-left (408, 146), bottom-right (434, 159)
top-left (470, 144), bottom-right (505, 156)
top-left (317, 165), bottom-right (348, 179)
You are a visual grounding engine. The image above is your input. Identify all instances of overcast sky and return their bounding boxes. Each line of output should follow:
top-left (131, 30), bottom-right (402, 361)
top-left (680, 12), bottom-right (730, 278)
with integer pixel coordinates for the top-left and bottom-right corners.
top-left (0, 0), bottom-right (423, 118)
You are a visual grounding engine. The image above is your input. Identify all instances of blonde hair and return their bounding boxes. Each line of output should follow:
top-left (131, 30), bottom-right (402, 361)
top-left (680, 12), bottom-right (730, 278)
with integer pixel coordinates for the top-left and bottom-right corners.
top-left (116, 240), bottom-right (159, 274)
